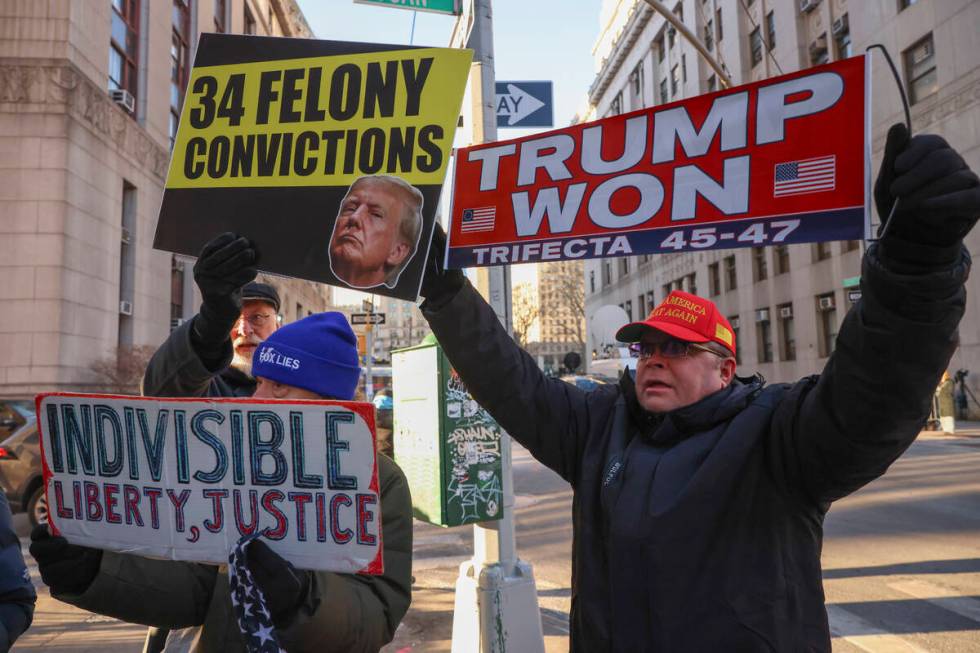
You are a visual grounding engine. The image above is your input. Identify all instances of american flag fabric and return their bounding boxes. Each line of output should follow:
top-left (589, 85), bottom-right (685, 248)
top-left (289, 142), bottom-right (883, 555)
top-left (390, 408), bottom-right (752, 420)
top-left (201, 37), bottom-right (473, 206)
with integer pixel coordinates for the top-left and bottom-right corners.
top-left (229, 534), bottom-right (286, 653)
top-left (773, 155), bottom-right (836, 197)
top-left (460, 207), bottom-right (497, 233)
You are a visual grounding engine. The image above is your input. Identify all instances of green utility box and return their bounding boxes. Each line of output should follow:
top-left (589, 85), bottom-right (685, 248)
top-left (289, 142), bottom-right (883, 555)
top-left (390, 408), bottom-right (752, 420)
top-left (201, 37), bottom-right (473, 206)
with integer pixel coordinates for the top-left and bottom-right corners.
top-left (392, 335), bottom-right (503, 527)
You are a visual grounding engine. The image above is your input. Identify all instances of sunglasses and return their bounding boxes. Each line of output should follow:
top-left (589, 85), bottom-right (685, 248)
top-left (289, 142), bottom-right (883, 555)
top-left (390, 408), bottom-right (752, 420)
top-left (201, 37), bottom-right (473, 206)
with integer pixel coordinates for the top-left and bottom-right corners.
top-left (628, 338), bottom-right (727, 360)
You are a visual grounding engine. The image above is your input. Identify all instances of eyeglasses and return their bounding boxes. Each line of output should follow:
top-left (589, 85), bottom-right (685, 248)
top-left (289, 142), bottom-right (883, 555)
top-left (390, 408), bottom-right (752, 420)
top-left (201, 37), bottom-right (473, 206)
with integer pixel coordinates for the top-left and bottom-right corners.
top-left (237, 313), bottom-right (274, 328)
top-left (628, 338), bottom-right (727, 360)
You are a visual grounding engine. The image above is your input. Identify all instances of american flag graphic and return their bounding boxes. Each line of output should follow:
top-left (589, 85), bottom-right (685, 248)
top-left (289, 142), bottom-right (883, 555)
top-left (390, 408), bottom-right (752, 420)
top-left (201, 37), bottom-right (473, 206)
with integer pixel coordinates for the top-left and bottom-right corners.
top-left (773, 155), bottom-right (836, 197)
top-left (229, 534), bottom-right (286, 653)
top-left (460, 207), bottom-right (497, 233)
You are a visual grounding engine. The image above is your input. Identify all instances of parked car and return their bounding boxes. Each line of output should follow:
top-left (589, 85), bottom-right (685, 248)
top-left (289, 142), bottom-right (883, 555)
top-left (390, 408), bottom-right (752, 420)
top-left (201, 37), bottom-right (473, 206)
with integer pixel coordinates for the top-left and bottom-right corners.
top-left (559, 373), bottom-right (617, 392)
top-left (0, 400), bottom-right (45, 527)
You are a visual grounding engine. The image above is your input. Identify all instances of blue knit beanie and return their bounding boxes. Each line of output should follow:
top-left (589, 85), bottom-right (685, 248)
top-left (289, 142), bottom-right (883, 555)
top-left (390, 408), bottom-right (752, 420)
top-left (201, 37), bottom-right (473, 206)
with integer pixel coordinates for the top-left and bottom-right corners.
top-left (251, 312), bottom-right (361, 400)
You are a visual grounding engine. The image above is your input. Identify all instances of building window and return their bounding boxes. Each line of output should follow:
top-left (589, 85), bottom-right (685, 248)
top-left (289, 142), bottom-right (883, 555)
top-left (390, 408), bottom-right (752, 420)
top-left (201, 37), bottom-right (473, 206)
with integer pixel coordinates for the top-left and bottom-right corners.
top-left (629, 61), bottom-right (644, 98)
top-left (729, 315), bottom-right (741, 365)
top-left (638, 293), bottom-right (646, 318)
top-left (660, 78), bottom-right (669, 103)
top-left (813, 241), bottom-right (832, 262)
top-left (752, 247), bottom-right (768, 281)
top-left (662, 283), bottom-right (672, 299)
top-left (589, 270), bottom-right (596, 294)
top-left (899, 0), bottom-right (919, 9)
top-left (657, 35), bottom-right (666, 62)
top-left (773, 245), bottom-right (790, 274)
top-left (765, 11), bottom-right (776, 50)
top-left (170, 0), bottom-right (191, 148)
top-left (709, 262), bottom-right (720, 296)
top-left (707, 74), bottom-right (717, 92)
top-left (724, 255), bottom-right (737, 291)
top-left (603, 261), bottom-right (612, 286)
top-left (716, 8), bottom-right (723, 41)
top-left (668, 25), bottom-right (676, 49)
top-left (817, 293), bottom-right (838, 357)
top-left (750, 27), bottom-right (764, 66)
top-left (835, 16), bottom-right (852, 59)
top-left (810, 34), bottom-right (830, 66)
top-left (904, 35), bottom-right (937, 104)
top-left (756, 312), bottom-right (773, 363)
top-left (170, 257), bottom-right (184, 328)
top-left (778, 304), bottom-right (796, 361)
top-left (214, 0), bottom-right (227, 32)
top-left (705, 20), bottom-right (714, 51)
top-left (244, 4), bottom-right (257, 34)
top-left (685, 273), bottom-right (697, 296)
top-left (646, 291), bottom-right (656, 310)
top-left (619, 257), bottom-right (629, 276)
top-left (681, 54), bottom-right (687, 82)
top-left (671, 65), bottom-right (679, 97)
top-left (609, 91), bottom-right (623, 116)
top-left (625, 300), bottom-right (633, 321)
top-left (109, 0), bottom-right (139, 110)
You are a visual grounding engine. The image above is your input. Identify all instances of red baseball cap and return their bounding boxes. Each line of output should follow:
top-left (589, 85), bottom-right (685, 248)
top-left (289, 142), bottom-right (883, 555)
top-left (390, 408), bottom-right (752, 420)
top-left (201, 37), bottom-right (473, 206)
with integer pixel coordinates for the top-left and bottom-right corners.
top-left (616, 290), bottom-right (736, 355)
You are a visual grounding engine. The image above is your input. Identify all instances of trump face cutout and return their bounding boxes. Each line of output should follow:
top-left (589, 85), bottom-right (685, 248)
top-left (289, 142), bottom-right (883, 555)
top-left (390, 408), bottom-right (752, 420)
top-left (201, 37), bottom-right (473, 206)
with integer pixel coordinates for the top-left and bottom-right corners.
top-left (328, 175), bottom-right (424, 290)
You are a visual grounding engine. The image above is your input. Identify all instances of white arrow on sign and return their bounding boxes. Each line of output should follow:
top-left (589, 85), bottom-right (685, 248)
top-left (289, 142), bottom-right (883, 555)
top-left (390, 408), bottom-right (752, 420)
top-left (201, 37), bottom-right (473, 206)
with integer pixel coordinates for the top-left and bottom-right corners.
top-left (496, 83), bottom-right (546, 126)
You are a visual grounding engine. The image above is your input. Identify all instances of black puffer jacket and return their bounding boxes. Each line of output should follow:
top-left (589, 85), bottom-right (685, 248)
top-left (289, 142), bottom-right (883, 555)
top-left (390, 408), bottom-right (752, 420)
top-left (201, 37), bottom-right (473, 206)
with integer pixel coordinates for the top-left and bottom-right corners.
top-left (422, 244), bottom-right (969, 652)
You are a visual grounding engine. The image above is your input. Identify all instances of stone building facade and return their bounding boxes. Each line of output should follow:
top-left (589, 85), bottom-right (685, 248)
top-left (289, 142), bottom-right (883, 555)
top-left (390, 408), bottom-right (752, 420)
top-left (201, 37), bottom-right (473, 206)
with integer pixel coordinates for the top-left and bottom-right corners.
top-left (0, 0), bottom-right (335, 397)
top-left (582, 0), bottom-right (980, 412)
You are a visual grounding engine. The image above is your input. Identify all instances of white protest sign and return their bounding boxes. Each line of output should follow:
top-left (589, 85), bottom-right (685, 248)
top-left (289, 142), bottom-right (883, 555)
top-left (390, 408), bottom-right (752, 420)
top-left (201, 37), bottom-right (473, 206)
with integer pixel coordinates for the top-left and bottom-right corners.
top-left (36, 393), bottom-right (382, 574)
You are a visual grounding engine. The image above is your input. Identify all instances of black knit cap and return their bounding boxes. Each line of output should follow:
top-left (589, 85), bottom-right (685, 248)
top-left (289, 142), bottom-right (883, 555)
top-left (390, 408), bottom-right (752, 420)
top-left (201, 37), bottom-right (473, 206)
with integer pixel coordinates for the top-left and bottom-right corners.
top-left (242, 282), bottom-right (280, 313)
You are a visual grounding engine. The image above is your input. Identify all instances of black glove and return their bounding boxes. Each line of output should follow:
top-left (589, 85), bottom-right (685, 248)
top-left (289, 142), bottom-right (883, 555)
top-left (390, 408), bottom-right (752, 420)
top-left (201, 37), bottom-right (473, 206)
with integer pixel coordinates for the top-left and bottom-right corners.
top-left (192, 232), bottom-right (258, 347)
top-left (29, 524), bottom-right (102, 595)
top-left (246, 539), bottom-right (311, 627)
top-left (875, 123), bottom-right (980, 268)
top-left (419, 223), bottom-right (465, 309)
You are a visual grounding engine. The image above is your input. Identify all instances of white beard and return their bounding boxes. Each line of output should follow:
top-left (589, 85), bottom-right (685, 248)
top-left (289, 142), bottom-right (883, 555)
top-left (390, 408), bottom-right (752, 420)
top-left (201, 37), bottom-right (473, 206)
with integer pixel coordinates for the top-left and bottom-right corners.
top-left (230, 351), bottom-right (254, 378)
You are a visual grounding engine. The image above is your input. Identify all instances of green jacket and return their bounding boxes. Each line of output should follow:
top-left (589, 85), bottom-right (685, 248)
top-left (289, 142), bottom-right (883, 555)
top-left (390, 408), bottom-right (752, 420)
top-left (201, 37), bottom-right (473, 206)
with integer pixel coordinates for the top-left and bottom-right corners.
top-left (54, 454), bottom-right (413, 653)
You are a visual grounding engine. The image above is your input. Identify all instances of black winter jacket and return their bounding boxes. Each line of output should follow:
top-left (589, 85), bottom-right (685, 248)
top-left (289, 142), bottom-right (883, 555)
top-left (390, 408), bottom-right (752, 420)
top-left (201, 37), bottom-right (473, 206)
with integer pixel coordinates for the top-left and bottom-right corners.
top-left (422, 244), bottom-right (969, 652)
top-left (142, 318), bottom-right (255, 398)
top-left (0, 492), bottom-right (34, 651)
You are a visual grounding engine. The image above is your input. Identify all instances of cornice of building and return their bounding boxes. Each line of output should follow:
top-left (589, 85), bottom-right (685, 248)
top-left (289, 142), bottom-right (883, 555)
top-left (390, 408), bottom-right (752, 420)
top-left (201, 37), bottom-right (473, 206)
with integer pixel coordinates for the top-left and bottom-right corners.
top-left (0, 58), bottom-right (169, 181)
top-left (588, 2), bottom-right (654, 106)
top-left (273, 0), bottom-right (314, 38)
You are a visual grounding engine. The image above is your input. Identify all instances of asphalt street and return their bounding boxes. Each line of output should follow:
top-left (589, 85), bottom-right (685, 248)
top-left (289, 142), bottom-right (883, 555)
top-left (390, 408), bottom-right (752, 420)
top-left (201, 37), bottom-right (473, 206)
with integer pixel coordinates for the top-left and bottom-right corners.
top-left (9, 429), bottom-right (980, 652)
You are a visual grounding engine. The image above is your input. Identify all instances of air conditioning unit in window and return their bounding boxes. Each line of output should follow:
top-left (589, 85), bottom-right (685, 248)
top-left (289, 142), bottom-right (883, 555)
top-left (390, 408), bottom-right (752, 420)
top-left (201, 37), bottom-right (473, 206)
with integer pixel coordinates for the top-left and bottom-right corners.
top-left (800, 0), bottom-right (818, 13)
top-left (109, 88), bottom-right (135, 113)
top-left (755, 309), bottom-right (770, 323)
top-left (729, 317), bottom-right (740, 329)
top-left (831, 14), bottom-right (849, 36)
top-left (170, 318), bottom-right (184, 330)
top-left (818, 296), bottom-right (835, 310)
top-left (779, 306), bottom-right (793, 319)
top-left (119, 300), bottom-right (133, 316)
top-left (809, 35), bottom-right (828, 58)
top-left (121, 227), bottom-right (132, 244)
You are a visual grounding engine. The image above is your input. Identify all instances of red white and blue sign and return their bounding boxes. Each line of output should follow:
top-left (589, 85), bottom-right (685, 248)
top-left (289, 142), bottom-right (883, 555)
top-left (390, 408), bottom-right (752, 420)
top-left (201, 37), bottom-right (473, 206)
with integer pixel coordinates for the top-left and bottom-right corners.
top-left (448, 56), bottom-right (869, 267)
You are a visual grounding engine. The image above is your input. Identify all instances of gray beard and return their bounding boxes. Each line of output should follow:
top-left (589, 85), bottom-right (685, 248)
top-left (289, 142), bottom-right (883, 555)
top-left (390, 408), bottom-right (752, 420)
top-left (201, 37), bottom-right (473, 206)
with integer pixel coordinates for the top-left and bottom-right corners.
top-left (230, 351), bottom-right (254, 378)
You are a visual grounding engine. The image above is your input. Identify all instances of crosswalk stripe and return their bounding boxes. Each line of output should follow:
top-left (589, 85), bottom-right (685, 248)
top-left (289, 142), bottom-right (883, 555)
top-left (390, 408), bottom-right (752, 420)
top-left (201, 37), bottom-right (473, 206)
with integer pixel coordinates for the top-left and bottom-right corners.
top-left (827, 604), bottom-right (932, 653)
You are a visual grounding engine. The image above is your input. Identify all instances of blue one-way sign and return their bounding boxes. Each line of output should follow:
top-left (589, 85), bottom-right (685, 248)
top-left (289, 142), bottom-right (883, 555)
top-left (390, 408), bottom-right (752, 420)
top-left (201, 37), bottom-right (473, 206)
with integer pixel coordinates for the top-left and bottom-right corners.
top-left (495, 81), bottom-right (553, 128)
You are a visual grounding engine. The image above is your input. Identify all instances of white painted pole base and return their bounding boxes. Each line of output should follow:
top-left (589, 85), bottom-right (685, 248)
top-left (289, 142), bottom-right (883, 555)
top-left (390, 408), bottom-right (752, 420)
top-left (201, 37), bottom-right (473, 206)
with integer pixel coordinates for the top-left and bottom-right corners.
top-left (451, 559), bottom-right (546, 653)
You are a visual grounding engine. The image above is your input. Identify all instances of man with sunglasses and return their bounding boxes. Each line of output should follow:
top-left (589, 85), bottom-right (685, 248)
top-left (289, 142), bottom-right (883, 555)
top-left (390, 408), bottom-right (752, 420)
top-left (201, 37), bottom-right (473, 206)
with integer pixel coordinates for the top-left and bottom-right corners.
top-left (417, 123), bottom-right (980, 651)
top-left (141, 232), bottom-right (280, 398)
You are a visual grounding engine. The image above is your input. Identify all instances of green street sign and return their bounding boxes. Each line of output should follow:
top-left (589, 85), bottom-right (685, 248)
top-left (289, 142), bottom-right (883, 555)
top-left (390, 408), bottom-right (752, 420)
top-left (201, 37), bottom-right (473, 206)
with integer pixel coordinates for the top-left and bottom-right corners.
top-left (842, 275), bottom-right (861, 288)
top-left (353, 0), bottom-right (460, 16)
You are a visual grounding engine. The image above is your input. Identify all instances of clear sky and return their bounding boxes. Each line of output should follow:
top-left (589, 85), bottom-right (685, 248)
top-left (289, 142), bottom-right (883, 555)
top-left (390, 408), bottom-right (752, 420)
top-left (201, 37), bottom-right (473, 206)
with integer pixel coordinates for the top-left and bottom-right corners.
top-left (295, 0), bottom-right (602, 305)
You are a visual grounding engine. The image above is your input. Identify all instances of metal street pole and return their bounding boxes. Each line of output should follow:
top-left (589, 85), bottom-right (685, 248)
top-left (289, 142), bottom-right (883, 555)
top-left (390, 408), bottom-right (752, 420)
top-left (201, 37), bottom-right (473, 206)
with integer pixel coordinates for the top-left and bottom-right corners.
top-left (449, 1), bottom-right (544, 651)
top-left (640, 0), bottom-right (732, 87)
